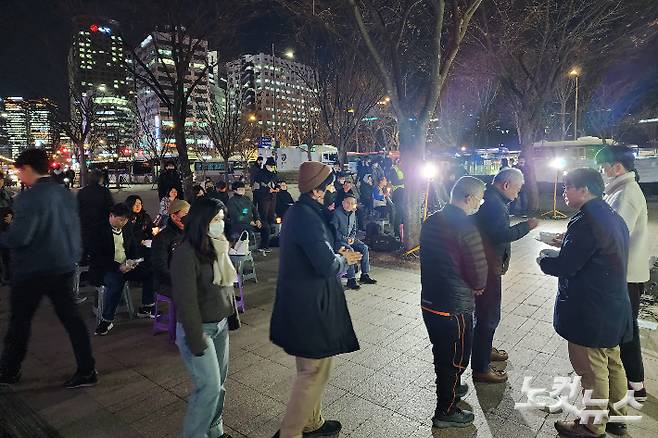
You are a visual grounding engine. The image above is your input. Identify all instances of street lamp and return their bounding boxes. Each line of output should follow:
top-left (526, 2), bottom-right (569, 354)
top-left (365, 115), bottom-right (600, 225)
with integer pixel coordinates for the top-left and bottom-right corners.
top-left (569, 68), bottom-right (581, 140)
top-left (541, 157), bottom-right (568, 220)
top-left (248, 114), bottom-right (257, 122)
top-left (284, 49), bottom-right (295, 59)
top-left (404, 162), bottom-right (439, 257)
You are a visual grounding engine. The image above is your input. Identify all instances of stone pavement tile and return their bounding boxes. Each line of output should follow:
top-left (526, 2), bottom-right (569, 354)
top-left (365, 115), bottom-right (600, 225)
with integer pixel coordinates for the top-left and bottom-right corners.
top-left (393, 386), bottom-right (436, 422)
top-left (37, 391), bottom-right (108, 430)
top-left (322, 393), bottom-right (394, 435)
top-left (129, 398), bottom-right (186, 438)
top-left (329, 361), bottom-right (375, 390)
top-left (230, 358), bottom-right (295, 399)
top-left (381, 354), bottom-right (432, 386)
top-left (228, 348), bottom-right (269, 376)
top-left (349, 371), bottom-right (411, 407)
top-left (56, 403), bottom-right (142, 438)
top-left (90, 369), bottom-right (161, 408)
top-left (346, 343), bottom-right (404, 372)
top-left (110, 386), bottom-right (180, 424)
top-left (349, 410), bottom-right (420, 437)
top-left (223, 379), bottom-right (287, 436)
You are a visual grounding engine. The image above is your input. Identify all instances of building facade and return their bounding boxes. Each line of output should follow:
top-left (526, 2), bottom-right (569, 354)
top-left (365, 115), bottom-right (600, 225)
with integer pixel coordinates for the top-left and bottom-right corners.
top-left (0, 97), bottom-right (57, 159)
top-left (226, 53), bottom-right (318, 146)
top-left (135, 29), bottom-right (210, 157)
top-left (68, 16), bottom-right (135, 158)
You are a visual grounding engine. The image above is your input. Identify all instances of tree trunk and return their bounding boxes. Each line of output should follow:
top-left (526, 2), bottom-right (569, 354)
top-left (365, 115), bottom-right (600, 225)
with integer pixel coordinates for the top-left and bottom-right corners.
top-left (174, 116), bottom-right (193, 200)
top-left (560, 100), bottom-right (567, 141)
top-left (519, 127), bottom-right (540, 212)
top-left (77, 141), bottom-right (88, 187)
top-left (224, 157), bottom-right (231, 182)
top-left (115, 158), bottom-right (120, 190)
top-left (398, 119), bottom-right (425, 249)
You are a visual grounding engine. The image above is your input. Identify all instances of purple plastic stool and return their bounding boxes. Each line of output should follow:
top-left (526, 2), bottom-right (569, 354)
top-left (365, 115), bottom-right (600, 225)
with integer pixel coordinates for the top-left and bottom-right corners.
top-left (153, 293), bottom-right (176, 343)
top-left (235, 274), bottom-right (245, 313)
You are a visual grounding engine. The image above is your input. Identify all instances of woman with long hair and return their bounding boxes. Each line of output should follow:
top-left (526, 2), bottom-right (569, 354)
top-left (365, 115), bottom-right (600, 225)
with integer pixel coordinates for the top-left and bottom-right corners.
top-left (170, 197), bottom-right (237, 438)
top-left (124, 195), bottom-right (156, 245)
top-left (157, 186), bottom-right (178, 226)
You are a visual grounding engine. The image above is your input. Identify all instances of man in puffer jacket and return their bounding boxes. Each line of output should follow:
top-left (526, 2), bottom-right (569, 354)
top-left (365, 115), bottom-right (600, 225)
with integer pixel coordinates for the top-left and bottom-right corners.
top-left (421, 176), bottom-right (488, 429)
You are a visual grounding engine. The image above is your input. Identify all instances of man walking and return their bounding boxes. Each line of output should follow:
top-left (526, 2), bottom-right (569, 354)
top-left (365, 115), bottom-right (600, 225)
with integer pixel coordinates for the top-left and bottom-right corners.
top-left (539, 168), bottom-right (631, 437)
top-left (421, 176), bottom-right (489, 428)
top-left (473, 168), bottom-right (538, 383)
top-left (0, 149), bottom-right (96, 388)
top-left (270, 161), bottom-right (362, 438)
top-left (596, 145), bottom-right (649, 403)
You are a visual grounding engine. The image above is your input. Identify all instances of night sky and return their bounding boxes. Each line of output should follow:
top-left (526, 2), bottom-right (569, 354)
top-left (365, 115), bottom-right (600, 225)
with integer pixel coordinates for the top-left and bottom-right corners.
top-left (0, 0), bottom-right (293, 109)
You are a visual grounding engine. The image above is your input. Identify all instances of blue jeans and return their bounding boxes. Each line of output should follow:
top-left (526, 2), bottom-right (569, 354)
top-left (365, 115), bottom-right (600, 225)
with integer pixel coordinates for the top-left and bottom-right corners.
top-left (101, 266), bottom-right (155, 322)
top-left (346, 240), bottom-right (370, 279)
top-left (176, 320), bottom-right (229, 438)
top-left (471, 272), bottom-right (502, 373)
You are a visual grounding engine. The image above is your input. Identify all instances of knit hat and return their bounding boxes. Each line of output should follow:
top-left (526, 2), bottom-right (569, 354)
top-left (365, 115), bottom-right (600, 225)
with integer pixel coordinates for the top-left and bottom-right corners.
top-left (299, 161), bottom-right (333, 193)
top-left (169, 199), bottom-right (190, 215)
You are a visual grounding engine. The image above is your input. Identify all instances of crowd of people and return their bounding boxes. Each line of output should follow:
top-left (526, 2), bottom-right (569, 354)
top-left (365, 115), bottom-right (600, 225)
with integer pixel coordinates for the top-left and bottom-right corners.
top-left (0, 146), bottom-right (651, 438)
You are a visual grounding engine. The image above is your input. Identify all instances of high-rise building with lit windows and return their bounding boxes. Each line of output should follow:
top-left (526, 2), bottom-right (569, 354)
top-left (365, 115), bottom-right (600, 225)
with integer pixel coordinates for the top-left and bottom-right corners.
top-left (68, 16), bottom-right (135, 156)
top-left (28, 98), bottom-right (57, 150)
top-left (134, 29), bottom-right (211, 155)
top-left (226, 53), bottom-right (317, 146)
top-left (0, 97), bottom-right (29, 158)
top-left (0, 97), bottom-right (57, 159)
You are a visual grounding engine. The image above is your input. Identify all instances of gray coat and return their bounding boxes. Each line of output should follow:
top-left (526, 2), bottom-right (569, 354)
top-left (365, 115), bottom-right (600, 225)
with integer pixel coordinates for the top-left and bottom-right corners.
top-left (0, 177), bottom-right (81, 282)
top-left (330, 206), bottom-right (357, 249)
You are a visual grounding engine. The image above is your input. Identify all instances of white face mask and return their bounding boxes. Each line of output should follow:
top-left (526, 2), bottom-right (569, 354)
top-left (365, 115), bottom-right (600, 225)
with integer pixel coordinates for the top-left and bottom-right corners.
top-left (208, 220), bottom-right (225, 238)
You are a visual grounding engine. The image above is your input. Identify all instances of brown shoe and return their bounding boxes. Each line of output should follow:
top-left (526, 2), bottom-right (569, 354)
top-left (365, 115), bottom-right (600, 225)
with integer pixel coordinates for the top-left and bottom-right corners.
top-left (554, 420), bottom-right (605, 437)
top-left (490, 347), bottom-right (509, 362)
top-left (472, 367), bottom-right (508, 384)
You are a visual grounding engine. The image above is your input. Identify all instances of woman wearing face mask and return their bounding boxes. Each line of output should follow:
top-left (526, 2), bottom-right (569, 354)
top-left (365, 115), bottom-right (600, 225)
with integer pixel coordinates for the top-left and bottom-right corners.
top-left (170, 197), bottom-right (237, 438)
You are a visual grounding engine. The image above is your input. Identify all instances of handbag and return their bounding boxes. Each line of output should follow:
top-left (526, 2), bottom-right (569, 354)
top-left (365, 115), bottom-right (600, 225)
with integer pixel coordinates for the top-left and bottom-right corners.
top-left (229, 230), bottom-right (250, 256)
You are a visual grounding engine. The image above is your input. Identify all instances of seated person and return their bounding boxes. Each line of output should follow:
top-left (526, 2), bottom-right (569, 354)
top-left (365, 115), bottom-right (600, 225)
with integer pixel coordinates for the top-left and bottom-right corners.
top-left (89, 203), bottom-right (156, 336)
top-left (359, 174), bottom-right (374, 211)
top-left (372, 176), bottom-right (393, 221)
top-left (275, 180), bottom-right (295, 219)
top-left (226, 181), bottom-right (263, 241)
top-left (335, 177), bottom-right (356, 206)
top-left (331, 194), bottom-right (377, 290)
top-left (151, 200), bottom-right (190, 298)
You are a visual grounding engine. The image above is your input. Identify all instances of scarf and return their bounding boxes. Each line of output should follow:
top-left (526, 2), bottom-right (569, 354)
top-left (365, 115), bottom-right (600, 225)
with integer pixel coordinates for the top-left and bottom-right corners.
top-left (209, 235), bottom-right (238, 286)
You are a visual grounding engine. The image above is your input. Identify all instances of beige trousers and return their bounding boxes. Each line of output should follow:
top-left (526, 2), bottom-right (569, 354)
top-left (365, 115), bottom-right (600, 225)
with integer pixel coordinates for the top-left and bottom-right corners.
top-left (279, 356), bottom-right (333, 438)
top-left (568, 342), bottom-right (628, 435)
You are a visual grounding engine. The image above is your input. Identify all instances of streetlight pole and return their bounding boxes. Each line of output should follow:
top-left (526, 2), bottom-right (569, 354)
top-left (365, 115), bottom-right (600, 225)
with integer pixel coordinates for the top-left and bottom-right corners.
top-left (271, 43), bottom-right (277, 146)
top-left (569, 68), bottom-right (581, 141)
top-left (574, 74), bottom-right (579, 140)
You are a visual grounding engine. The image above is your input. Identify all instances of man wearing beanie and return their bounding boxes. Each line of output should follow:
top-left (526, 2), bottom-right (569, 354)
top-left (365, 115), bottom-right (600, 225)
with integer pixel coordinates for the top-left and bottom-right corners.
top-left (271, 161), bottom-right (362, 438)
top-left (152, 200), bottom-right (190, 298)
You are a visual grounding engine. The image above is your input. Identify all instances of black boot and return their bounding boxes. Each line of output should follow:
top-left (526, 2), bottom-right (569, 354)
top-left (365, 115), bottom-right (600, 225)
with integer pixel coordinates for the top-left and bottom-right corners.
top-left (359, 274), bottom-right (377, 284)
top-left (346, 278), bottom-right (361, 290)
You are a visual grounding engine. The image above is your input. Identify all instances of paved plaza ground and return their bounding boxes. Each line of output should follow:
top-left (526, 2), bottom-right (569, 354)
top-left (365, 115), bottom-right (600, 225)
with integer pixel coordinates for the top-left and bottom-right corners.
top-left (1, 186), bottom-right (657, 437)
